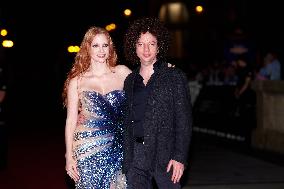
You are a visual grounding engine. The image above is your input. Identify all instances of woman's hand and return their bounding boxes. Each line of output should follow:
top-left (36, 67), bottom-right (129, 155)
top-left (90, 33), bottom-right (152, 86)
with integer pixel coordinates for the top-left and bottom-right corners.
top-left (167, 63), bottom-right (175, 68)
top-left (66, 156), bottom-right (80, 182)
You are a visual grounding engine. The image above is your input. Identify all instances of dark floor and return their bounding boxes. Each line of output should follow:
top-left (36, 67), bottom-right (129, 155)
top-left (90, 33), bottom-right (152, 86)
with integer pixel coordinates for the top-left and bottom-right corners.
top-left (1, 120), bottom-right (284, 189)
top-left (182, 130), bottom-right (284, 189)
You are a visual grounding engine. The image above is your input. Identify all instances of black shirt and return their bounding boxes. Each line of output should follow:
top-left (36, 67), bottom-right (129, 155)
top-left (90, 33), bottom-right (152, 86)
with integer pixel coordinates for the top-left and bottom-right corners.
top-left (131, 60), bottom-right (162, 138)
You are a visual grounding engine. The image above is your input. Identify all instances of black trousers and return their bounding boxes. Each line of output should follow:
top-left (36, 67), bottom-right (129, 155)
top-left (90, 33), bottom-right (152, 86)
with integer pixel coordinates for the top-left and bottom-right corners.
top-left (126, 143), bottom-right (181, 189)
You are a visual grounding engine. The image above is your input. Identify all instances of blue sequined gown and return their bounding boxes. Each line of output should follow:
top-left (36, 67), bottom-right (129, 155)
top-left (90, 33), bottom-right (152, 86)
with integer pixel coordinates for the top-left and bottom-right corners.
top-left (73, 90), bottom-right (127, 189)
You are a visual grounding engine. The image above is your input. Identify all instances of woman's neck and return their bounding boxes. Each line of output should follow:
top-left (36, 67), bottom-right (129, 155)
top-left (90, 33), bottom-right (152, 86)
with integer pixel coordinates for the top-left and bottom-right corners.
top-left (89, 62), bottom-right (112, 77)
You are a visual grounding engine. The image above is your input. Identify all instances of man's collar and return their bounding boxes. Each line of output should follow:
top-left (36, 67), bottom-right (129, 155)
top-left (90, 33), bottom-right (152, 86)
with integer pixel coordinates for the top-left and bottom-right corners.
top-left (133, 59), bottom-right (165, 74)
top-left (153, 59), bottom-right (163, 71)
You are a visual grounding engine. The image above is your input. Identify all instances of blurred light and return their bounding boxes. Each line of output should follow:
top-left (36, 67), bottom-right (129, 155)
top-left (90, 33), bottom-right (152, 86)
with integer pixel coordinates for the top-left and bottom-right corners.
top-left (74, 46), bottom-right (80, 52)
top-left (124, 9), bottom-right (132, 17)
top-left (159, 2), bottom-right (189, 24)
top-left (105, 23), bottom-right (116, 31)
top-left (109, 23), bottom-right (116, 30)
top-left (106, 25), bottom-right (111, 31)
top-left (195, 5), bottom-right (203, 14)
top-left (68, 45), bottom-right (80, 53)
top-left (2, 40), bottom-right (14, 48)
top-left (0, 29), bottom-right (8, 36)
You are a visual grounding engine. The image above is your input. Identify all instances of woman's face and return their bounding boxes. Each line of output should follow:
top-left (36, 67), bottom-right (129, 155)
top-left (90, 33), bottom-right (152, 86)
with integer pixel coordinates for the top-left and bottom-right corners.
top-left (136, 32), bottom-right (158, 66)
top-left (90, 34), bottom-right (110, 64)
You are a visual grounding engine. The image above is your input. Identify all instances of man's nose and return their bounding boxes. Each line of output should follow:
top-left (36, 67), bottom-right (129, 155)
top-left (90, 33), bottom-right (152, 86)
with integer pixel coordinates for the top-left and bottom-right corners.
top-left (143, 44), bottom-right (150, 52)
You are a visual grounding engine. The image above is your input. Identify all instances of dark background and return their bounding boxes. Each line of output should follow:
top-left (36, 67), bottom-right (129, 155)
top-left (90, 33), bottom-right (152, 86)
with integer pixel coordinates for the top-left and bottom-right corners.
top-left (0, 0), bottom-right (283, 138)
top-left (0, 1), bottom-right (284, 188)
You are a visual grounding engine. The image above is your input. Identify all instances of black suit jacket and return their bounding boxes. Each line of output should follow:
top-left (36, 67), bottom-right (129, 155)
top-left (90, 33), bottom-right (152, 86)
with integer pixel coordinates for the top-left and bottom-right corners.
top-left (122, 61), bottom-right (192, 173)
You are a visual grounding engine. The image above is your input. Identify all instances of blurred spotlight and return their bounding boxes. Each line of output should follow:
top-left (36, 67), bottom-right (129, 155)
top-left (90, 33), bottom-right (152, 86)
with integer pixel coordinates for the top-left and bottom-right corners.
top-left (159, 2), bottom-right (189, 58)
top-left (2, 40), bottom-right (13, 48)
top-left (159, 2), bottom-right (189, 24)
top-left (195, 5), bottom-right (204, 14)
top-left (0, 29), bottom-right (8, 37)
top-left (124, 9), bottom-right (132, 17)
top-left (67, 45), bottom-right (80, 53)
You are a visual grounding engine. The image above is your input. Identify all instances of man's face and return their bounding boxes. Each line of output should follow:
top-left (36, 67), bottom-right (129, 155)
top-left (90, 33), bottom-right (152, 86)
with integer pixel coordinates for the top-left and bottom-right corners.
top-left (136, 32), bottom-right (158, 66)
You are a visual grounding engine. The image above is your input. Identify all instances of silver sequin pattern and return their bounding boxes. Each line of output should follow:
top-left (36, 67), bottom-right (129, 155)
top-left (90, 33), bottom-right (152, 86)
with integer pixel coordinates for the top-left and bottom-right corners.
top-left (73, 90), bottom-right (127, 189)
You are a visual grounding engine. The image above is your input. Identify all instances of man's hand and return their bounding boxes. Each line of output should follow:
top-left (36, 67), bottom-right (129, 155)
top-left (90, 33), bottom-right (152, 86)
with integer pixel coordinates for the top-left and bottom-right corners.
top-left (167, 159), bottom-right (184, 184)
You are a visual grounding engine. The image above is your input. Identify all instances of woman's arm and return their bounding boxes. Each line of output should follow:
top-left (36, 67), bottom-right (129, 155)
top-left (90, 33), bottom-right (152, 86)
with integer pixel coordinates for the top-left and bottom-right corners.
top-left (65, 77), bottom-right (80, 181)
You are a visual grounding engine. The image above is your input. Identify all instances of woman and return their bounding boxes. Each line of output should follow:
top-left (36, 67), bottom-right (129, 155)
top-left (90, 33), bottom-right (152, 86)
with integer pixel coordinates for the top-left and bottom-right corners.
top-left (62, 26), bottom-right (131, 189)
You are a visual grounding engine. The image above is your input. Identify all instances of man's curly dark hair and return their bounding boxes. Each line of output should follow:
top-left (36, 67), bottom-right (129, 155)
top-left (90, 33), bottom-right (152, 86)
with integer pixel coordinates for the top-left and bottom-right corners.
top-left (123, 17), bottom-right (171, 64)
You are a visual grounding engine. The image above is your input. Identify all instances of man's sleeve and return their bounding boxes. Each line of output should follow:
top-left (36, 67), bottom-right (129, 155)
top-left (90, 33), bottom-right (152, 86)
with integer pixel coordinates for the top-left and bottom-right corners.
top-left (172, 69), bottom-right (193, 165)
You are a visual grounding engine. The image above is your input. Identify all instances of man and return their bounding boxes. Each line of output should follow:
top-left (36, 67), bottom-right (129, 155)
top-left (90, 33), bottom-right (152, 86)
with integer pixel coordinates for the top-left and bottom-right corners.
top-left (122, 17), bottom-right (192, 189)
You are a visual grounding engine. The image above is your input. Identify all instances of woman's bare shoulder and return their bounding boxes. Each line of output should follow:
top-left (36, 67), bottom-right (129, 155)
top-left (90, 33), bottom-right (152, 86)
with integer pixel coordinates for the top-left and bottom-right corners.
top-left (115, 65), bottom-right (132, 76)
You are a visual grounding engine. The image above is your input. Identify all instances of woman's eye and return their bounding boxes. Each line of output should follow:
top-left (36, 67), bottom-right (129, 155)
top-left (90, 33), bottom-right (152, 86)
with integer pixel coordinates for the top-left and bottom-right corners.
top-left (103, 44), bottom-right (109, 47)
top-left (92, 44), bottom-right (98, 47)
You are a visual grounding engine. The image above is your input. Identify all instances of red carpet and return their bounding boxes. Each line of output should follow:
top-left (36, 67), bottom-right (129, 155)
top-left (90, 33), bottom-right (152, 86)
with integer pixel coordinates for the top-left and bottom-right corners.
top-left (0, 126), bottom-right (70, 189)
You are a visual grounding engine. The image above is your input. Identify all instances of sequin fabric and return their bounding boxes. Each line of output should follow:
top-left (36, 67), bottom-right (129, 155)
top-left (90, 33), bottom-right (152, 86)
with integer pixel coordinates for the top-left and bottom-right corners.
top-left (73, 90), bottom-right (127, 189)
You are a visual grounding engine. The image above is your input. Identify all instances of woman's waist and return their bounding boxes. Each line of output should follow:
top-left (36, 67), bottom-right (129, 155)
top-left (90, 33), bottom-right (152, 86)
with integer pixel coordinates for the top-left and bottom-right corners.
top-left (77, 113), bottom-right (119, 126)
top-left (72, 131), bottom-right (123, 160)
top-left (74, 125), bottom-right (112, 139)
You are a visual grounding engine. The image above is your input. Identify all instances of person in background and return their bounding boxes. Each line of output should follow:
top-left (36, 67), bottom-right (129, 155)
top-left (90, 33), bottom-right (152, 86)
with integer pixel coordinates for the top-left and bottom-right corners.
top-left (234, 55), bottom-right (256, 143)
top-left (62, 26), bottom-right (131, 189)
top-left (257, 50), bottom-right (281, 80)
top-left (234, 55), bottom-right (254, 100)
top-left (122, 17), bottom-right (193, 189)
